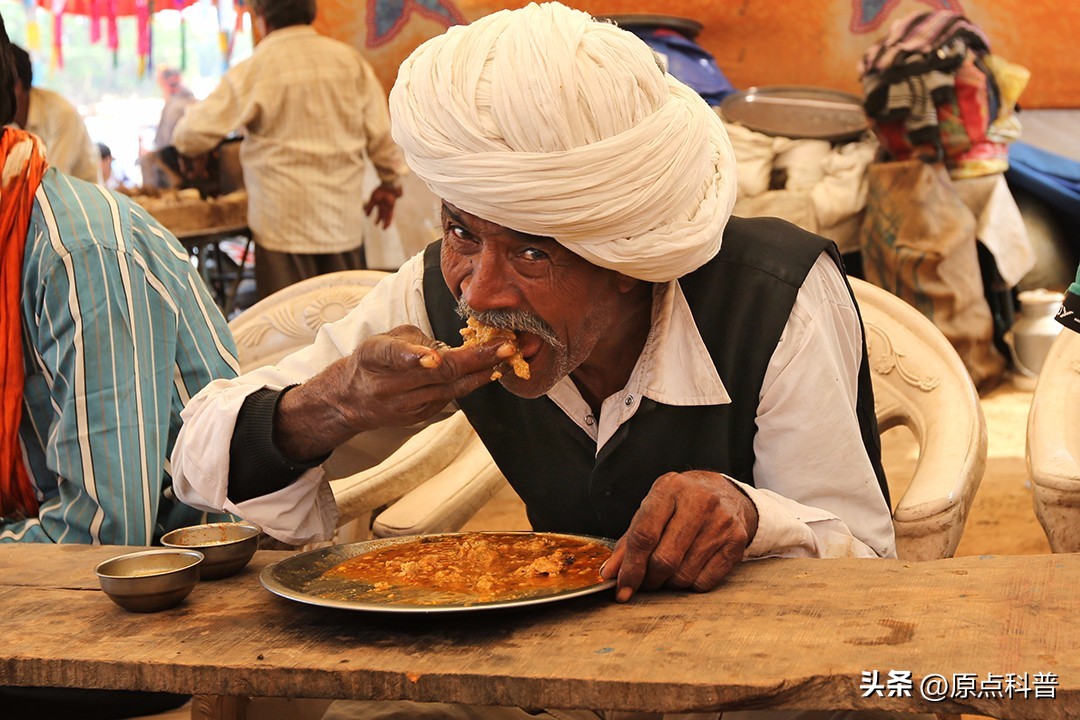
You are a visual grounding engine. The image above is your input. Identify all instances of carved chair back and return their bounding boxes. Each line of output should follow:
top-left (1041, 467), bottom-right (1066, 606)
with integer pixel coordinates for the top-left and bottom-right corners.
top-left (851, 278), bottom-right (987, 560)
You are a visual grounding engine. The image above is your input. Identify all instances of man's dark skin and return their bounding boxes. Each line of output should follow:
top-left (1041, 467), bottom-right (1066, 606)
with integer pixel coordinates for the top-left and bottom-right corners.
top-left (273, 202), bottom-right (759, 602)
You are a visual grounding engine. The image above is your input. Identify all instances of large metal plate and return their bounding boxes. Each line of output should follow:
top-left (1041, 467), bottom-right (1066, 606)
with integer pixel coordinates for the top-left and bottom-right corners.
top-left (719, 85), bottom-right (869, 141)
top-left (260, 532), bottom-right (616, 614)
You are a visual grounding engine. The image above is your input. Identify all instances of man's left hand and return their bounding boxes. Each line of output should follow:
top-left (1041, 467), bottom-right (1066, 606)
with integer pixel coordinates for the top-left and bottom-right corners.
top-left (364, 184), bottom-right (403, 229)
top-left (601, 470), bottom-right (759, 602)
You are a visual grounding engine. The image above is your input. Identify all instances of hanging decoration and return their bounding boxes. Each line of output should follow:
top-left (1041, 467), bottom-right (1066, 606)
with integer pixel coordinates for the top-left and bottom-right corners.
top-left (108, 0), bottom-right (119, 67)
top-left (33, 0), bottom-right (204, 74)
top-left (22, 0), bottom-right (41, 50)
top-left (89, 0), bottom-right (99, 42)
top-left (50, 0), bottom-right (63, 69)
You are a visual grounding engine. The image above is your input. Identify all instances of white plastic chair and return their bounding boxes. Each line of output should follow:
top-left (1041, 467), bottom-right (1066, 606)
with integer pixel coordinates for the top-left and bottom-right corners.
top-left (229, 270), bottom-right (508, 542)
top-left (851, 277), bottom-right (988, 561)
top-left (1026, 328), bottom-right (1080, 553)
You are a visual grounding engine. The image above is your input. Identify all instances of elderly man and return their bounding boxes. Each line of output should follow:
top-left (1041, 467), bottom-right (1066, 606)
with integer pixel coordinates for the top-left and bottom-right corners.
top-left (175, 0), bottom-right (893, 585)
top-left (172, 0), bottom-right (409, 299)
top-left (140, 65), bottom-right (197, 190)
top-left (173, 5), bottom-right (897, 717)
top-left (154, 65), bottom-right (196, 151)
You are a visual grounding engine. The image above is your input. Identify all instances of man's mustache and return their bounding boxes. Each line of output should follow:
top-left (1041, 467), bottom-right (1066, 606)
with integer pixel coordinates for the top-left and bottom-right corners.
top-left (455, 297), bottom-right (564, 350)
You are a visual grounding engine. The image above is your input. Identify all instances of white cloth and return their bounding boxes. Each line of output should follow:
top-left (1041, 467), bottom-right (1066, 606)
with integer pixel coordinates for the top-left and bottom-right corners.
top-left (172, 26), bottom-right (409, 255)
top-left (388, 2), bottom-right (737, 283)
top-left (952, 172), bottom-right (1035, 287)
top-left (172, 249), bottom-right (896, 558)
top-left (726, 122), bottom-right (878, 254)
top-left (725, 121), bottom-right (1036, 279)
top-left (23, 86), bottom-right (100, 184)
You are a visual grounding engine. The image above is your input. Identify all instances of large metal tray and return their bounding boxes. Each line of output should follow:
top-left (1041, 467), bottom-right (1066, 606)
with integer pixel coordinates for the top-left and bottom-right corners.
top-left (719, 85), bottom-right (869, 141)
top-left (261, 532), bottom-right (616, 614)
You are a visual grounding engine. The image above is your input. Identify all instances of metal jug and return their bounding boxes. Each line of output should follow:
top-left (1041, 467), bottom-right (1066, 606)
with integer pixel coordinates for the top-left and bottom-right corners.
top-left (1006, 288), bottom-right (1065, 387)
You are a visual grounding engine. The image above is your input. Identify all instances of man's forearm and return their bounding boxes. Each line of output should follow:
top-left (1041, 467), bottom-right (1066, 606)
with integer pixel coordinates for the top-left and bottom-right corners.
top-left (273, 358), bottom-right (362, 462)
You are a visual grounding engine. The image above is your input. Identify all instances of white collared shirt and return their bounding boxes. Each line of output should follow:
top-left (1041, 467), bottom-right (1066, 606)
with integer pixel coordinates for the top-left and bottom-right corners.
top-left (173, 249), bottom-right (896, 558)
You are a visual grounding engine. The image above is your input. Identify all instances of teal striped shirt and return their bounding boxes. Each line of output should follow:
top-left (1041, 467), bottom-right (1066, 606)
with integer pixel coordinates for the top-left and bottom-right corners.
top-left (5, 168), bottom-right (240, 544)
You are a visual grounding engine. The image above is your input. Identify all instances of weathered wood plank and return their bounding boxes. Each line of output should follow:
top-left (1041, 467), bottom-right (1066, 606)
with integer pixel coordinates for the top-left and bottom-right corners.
top-left (0, 545), bottom-right (1073, 718)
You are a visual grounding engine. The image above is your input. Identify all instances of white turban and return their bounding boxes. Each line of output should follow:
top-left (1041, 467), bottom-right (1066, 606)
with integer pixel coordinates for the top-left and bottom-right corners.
top-left (388, 1), bottom-right (738, 282)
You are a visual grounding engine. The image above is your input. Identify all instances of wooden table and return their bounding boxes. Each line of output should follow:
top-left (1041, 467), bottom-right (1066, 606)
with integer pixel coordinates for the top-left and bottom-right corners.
top-left (0, 545), bottom-right (1074, 719)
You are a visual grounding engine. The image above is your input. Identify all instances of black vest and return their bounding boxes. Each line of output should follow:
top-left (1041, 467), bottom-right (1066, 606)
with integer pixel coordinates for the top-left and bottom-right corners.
top-left (423, 216), bottom-right (888, 537)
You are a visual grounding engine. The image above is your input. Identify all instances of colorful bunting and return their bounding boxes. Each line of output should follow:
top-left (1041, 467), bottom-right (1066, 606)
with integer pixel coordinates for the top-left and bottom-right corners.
top-left (30, 0), bottom-right (222, 76)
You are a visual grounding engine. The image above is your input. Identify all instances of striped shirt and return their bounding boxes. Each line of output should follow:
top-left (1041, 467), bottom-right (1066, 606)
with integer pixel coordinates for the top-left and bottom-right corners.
top-left (172, 25), bottom-right (409, 255)
top-left (3, 168), bottom-right (240, 544)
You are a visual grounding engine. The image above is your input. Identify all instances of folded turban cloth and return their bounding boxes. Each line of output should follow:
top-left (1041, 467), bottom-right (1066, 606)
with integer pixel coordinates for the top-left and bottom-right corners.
top-left (389, 1), bottom-right (738, 282)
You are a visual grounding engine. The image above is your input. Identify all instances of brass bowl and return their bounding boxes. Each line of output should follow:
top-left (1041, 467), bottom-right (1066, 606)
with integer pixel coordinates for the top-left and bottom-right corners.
top-left (95, 549), bottom-right (204, 613)
top-left (160, 521), bottom-right (261, 580)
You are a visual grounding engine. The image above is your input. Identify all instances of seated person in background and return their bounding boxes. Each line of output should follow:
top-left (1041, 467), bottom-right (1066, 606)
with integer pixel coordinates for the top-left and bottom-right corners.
top-left (97, 141), bottom-right (113, 185)
top-left (0, 19), bottom-right (239, 716)
top-left (9, 43), bottom-right (100, 184)
top-left (174, 0), bottom-right (893, 580)
top-left (96, 141), bottom-right (133, 192)
top-left (0, 24), bottom-right (240, 547)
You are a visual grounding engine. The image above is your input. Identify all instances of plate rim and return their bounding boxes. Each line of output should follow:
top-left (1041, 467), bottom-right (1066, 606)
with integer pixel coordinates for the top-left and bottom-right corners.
top-left (719, 84), bottom-right (869, 141)
top-left (259, 530), bottom-right (617, 614)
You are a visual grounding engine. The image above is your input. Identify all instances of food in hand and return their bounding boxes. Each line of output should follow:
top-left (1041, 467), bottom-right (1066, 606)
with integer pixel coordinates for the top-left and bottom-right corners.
top-left (460, 317), bottom-right (531, 380)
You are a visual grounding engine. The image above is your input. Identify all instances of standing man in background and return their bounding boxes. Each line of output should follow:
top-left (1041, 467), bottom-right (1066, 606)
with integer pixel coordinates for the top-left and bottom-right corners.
top-left (140, 64), bottom-right (198, 189)
top-left (172, 0), bottom-right (409, 300)
top-left (10, 44), bottom-right (101, 184)
top-left (154, 65), bottom-right (196, 151)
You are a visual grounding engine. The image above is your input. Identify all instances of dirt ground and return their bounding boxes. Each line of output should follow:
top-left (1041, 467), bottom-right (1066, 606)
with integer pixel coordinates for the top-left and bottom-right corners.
top-left (938, 378), bottom-right (1050, 558)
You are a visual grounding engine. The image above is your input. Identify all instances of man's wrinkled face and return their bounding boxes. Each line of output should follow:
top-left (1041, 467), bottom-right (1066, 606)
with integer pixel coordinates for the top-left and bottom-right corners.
top-left (439, 202), bottom-right (626, 398)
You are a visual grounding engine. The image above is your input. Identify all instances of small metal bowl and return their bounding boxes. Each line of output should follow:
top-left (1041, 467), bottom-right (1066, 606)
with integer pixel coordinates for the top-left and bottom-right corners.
top-left (95, 549), bottom-right (204, 613)
top-left (160, 521), bottom-right (262, 580)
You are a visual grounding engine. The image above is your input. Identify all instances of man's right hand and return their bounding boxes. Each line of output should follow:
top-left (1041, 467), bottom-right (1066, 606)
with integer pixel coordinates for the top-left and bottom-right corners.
top-left (272, 325), bottom-right (517, 462)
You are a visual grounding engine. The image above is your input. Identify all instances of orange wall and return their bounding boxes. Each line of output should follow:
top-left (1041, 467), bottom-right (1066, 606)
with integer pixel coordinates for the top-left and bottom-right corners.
top-left (314, 0), bottom-right (1078, 109)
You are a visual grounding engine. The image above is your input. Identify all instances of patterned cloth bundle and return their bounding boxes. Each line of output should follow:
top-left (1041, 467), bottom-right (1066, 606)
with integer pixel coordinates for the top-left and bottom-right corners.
top-left (858, 10), bottom-right (1028, 180)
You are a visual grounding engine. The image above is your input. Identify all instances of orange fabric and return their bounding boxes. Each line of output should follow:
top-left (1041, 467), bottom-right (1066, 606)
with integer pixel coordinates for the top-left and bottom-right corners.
top-left (0, 128), bottom-right (48, 520)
